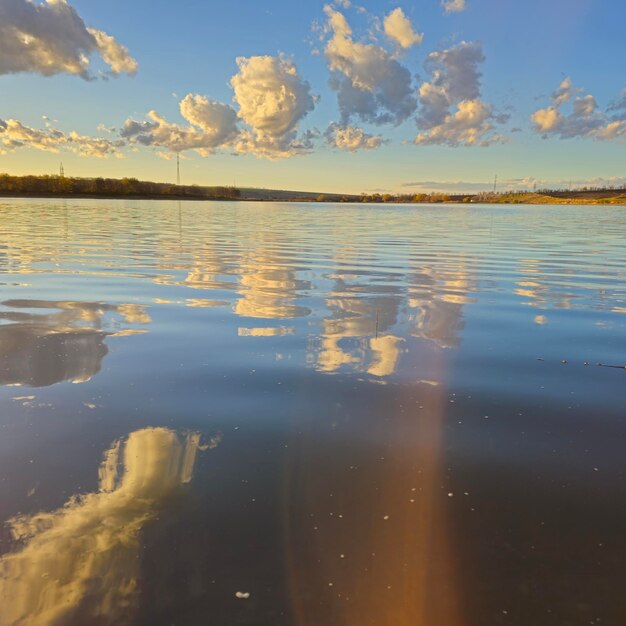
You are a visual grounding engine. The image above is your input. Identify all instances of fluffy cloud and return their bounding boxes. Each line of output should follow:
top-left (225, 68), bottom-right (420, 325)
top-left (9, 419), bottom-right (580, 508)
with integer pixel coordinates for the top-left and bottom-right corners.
top-left (122, 95), bottom-right (239, 156)
top-left (322, 5), bottom-right (417, 126)
top-left (88, 28), bottom-right (138, 76)
top-left (0, 0), bottom-right (137, 79)
top-left (415, 41), bottom-right (507, 146)
top-left (122, 56), bottom-right (316, 159)
top-left (0, 117), bottom-right (124, 157)
top-left (415, 99), bottom-right (506, 146)
top-left (383, 8), bottom-right (423, 49)
top-left (230, 55), bottom-right (317, 157)
top-left (325, 123), bottom-right (384, 151)
top-left (531, 78), bottom-right (626, 140)
top-left (442, 0), bottom-right (467, 14)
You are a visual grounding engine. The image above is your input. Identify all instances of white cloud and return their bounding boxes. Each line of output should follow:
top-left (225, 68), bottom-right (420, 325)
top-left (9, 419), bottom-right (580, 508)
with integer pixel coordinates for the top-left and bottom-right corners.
top-left (442, 0), bottom-right (467, 14)
top-left (383, 8), bottom-right (423, 49)
top-left (325, 123), bottom-right (384, 151)
top-left (180, 95), bottom-right (239, 145)
top-left (531, 78), bottom-right (626, 141)
top-left (551, 77), bottom-right (578, 106)
top-left (88, 28), bottom-right (138, 76)
top-left (415, 99), bottom-right (506, 146)
top-left (121, 95), bottom-right (239, 156)
top-left (415, 41), bottom-right (507, 146)
top-left (122, 56), bottom-right (317, 159)
top-left (322, 5), bottom-right (417, 126)
top-left (0, 0), bottom-right (137, 79)
top-left (230, 55), bottom-right (316, 158)
top-left (233, 128), bottom-right (318, 159)
top-left (0, 117), bottom-right (124, 157)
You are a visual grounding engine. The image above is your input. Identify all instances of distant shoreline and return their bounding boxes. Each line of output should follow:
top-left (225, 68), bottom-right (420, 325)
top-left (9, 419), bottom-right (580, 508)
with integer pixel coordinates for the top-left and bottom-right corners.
top-left (1, 192), bottom-right (625, 205)
top-left (0, 173), bottom-right (624, 205)
top-left (0, 192), bottom-right (242, 202)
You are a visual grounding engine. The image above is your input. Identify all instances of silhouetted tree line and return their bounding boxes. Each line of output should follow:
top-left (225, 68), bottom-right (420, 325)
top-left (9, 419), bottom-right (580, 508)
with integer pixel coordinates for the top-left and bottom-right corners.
top-left (0, 174), bottom-right (241, 200)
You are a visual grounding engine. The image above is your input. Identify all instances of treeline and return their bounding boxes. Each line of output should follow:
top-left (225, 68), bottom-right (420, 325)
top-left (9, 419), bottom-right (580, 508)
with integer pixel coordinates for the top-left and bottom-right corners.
top-left (0, 174), bottom-right (241, 200)
top-left (353, 187), bottom-right (626, 205)
top-left (317, 192), bottom-right (453, 203)
top-left (361, 192), bottom-right (453, 203)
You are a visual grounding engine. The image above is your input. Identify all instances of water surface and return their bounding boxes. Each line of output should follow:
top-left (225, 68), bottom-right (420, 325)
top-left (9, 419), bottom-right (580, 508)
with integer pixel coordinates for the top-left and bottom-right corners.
top-left (0, 199), bottom-right (625, 625)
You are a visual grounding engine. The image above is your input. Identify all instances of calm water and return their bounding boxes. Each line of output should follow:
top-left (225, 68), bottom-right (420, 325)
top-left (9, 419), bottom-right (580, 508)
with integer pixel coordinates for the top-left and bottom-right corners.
top-left (0, 199), bottom-right (625, 626)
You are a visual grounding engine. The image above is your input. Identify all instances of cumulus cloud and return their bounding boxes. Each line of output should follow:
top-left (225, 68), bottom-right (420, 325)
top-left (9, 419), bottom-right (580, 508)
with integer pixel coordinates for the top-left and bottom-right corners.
top-left (415, 99), bottom-right (506, 146)
top-left (325, 123), bottom-right (384, 151)
top-left (122, 95), bottom-right (239, 156)
top-left (322, 5), bottom-right (418, 126)
top-left (531, 78), bottom-right (626, 141)
top-left (442, 0), bottom-right (467, 14)
top-left (0, 0), bottom-right (138, 79)
top-left (0, 117), bottom-right (124, 157)
top-left (230, 55), bottom-right (317, 158)
top-left (88, 28), bottom-right (138, 76)
top-left (383, 8), bottom-right (423, 49)
top-left (415, 41), bottom-right (507, 146)
top-left (122, 56), bottom-right (317, 159)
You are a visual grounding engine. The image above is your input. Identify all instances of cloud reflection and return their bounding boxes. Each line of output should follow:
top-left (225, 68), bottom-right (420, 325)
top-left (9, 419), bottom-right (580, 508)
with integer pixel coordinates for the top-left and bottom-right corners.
top-left (234, 246), bottom-right (311, 320)
top-left (0, 427), bottom-right (212, 626)
top-left (0, 299), bottom-right (150, 387)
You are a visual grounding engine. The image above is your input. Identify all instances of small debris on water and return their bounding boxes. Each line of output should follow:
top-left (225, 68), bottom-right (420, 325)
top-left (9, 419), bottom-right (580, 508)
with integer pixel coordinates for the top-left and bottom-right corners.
top-left (235, 592), bottom-right (250, 599)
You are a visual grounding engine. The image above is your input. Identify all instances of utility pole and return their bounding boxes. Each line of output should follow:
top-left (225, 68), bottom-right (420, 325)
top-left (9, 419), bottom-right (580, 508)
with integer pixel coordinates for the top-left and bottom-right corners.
top-left (493, 174), bottom-right (498, 194)
top-left (176, 152), bottom-right (180, 186)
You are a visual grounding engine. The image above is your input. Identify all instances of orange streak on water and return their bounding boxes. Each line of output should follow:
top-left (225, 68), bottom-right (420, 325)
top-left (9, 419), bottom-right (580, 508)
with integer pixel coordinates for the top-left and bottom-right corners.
top-left (284, 354), bottom-right (465, 626)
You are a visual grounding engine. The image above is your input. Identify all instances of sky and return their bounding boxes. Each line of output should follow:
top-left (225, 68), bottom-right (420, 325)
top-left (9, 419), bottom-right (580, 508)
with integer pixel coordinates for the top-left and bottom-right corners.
top-left (0, 0), bottom-right (625, 194)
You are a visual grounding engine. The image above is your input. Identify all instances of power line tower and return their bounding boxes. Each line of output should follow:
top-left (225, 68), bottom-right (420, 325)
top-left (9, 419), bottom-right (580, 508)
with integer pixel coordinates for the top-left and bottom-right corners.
top-left (493, 174), bottom-right (498, 194)
top-left (59, 162), bottom-right (65, 178)
top-left (176, 152), bottom-right (180, 186)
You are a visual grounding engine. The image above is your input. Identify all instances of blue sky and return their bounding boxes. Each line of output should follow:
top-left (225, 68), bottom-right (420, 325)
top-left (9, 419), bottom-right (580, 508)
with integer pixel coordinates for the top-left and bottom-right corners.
top-left (0, 0), bottom-right (625, 193)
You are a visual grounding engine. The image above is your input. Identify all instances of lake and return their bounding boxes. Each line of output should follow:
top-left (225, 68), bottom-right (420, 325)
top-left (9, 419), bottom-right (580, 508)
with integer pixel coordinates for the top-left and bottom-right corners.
top-left (0, 199), bottom-right (624, 626)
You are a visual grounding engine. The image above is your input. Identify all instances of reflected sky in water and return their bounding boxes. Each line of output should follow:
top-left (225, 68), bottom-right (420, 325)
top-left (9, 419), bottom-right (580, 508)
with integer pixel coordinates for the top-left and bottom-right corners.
top-left (0, 427), bottom-right (212, 626)
top-left (0, 199), bottom-right (625, 625)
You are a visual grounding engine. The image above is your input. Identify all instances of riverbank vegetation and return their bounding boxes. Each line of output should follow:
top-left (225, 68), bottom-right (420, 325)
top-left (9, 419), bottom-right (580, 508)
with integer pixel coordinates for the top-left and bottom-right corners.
top-left (353, 188), bottom-right (626, 205)
top-left (0, 173), bottom-right (624, 204)
top-left (0, 174), bottom-right (240, 200)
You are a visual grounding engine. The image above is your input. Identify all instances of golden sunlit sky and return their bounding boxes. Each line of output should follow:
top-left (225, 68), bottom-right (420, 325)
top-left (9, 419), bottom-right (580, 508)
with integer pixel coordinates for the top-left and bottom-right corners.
top-left (1, 0), bottom-right (625, 193)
